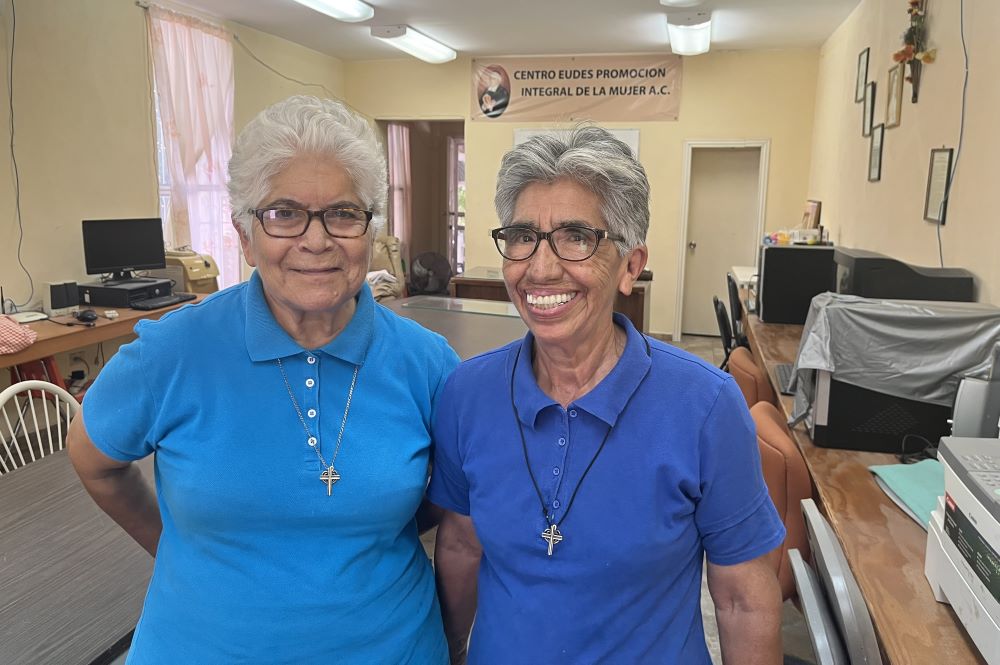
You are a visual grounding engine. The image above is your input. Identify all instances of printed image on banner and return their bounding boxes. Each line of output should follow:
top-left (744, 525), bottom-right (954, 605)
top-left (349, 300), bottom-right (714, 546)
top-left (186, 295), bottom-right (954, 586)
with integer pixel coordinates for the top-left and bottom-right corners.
top-left (471, 54), bottom-right (682, 123)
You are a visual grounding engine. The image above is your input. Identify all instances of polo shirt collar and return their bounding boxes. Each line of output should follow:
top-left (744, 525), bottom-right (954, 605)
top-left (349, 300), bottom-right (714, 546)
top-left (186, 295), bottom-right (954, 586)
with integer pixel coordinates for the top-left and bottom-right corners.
top-left (509, 312), bottom-right (652, 428)
top-left (244, 270), bottom-right (375, 365)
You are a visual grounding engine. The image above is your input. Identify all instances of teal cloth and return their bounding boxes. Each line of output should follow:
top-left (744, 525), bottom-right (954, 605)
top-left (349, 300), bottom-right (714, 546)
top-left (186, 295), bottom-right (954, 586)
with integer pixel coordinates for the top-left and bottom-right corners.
top-left (869, 459), bottom-right (944, 527)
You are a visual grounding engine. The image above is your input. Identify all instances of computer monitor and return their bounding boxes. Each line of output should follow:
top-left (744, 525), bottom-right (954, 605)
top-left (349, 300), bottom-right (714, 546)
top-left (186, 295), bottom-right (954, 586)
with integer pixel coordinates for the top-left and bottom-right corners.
top-left (82, 218), bottom-right (166, 282)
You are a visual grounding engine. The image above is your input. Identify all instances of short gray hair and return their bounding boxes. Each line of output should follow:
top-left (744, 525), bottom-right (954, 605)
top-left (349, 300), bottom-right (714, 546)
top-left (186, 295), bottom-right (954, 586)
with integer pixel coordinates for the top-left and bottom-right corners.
top-left (494, 127), bottom-right (649, 254)
top-left (229, 95), bottom-right (387, 234)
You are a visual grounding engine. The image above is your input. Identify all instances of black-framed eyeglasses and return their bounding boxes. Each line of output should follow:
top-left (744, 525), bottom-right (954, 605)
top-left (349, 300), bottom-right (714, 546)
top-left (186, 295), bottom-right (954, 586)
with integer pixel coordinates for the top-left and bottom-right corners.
top-left (490, 224), bottom-right (625, 262)
top-left (251, 207), bottom-right (373, 239)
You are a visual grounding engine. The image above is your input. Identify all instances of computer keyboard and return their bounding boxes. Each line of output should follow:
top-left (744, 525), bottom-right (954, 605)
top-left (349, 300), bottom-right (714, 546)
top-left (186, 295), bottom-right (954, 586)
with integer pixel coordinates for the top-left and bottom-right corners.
top-left (774, 362), bottom-right (796, 395)
top-left (131, 292), bottom-right (197, 311)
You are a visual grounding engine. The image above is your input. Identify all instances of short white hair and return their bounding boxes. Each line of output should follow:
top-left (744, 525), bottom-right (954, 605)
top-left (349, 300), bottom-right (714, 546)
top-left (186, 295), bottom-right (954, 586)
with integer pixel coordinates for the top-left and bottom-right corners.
top-left (228, 95), bottom-right (387, 234)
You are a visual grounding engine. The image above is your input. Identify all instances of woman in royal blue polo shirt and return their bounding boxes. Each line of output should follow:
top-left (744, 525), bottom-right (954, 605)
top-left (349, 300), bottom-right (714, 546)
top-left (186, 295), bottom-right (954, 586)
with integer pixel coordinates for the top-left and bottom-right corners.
top-left (429, 127), bottom-right (786, 664)
top-left (66, 96), bottom-right (457, 663)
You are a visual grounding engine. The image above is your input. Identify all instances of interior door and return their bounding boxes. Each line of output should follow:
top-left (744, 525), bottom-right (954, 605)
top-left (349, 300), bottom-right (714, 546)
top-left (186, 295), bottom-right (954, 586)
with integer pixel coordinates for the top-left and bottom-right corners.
top-left (681, 147), bottom-right (761, 336)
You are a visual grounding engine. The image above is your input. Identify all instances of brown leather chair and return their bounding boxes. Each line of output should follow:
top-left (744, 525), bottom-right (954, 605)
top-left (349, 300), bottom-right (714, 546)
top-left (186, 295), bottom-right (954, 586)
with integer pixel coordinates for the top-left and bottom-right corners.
top-left (728, 346), bottom-right (775, 408)
top-left (751, 401), bottom-right (813, 602)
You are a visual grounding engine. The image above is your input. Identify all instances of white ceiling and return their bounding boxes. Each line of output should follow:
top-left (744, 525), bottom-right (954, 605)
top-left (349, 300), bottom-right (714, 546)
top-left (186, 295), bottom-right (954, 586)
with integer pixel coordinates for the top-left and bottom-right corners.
top-left (176, 0), bottom-right (861, 61)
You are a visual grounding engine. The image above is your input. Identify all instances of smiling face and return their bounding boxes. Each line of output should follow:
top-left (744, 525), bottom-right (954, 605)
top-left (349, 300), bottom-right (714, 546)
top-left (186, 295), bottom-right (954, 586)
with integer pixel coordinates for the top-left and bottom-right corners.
top-left (502, 178), bottom-right (647, 349)
top-left (237, 153), bottom-right (371, 332)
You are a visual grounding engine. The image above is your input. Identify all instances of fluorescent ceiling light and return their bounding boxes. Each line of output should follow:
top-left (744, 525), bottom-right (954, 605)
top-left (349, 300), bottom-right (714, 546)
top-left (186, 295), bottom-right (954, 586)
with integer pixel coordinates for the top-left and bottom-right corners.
top-left (371, 25), bottom-right (457, 64)
top-left (667, 11), bottom-right (712, 56)
top-left (659, 0), bottom-right (701, 6)
top-left (292, 0), bottom-right (374, 23)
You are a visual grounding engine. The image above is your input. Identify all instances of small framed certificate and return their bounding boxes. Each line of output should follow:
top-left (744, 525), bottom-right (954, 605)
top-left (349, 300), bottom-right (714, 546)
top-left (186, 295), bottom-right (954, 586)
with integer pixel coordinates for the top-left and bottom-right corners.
top-left (855, 48), bottom-right (870, 103)
top-left (923, 148), bottom-right (954, 224)
top-left (868, 124), bottom-right (884, 183)
top-left (862, 82), bottom-right (876, 137)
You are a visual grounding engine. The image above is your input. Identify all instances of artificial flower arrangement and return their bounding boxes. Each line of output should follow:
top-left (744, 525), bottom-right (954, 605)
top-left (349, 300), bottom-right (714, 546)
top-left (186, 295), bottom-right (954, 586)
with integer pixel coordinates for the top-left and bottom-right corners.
top-left (893, 0), bottom-right (937, 102)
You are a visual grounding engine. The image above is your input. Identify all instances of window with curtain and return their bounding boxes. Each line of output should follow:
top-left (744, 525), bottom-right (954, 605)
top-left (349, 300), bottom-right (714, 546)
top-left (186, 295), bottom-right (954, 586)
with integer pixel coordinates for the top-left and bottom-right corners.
top-left (386, 123), bottom-right (412, 271)
top-left (147, 6), bottom-right (238, 288)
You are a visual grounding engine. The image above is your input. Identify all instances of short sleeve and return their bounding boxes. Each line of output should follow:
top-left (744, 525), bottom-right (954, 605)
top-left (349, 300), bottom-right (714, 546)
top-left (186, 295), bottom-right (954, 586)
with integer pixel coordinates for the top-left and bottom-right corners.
top-left (427, 373), bottom-right (471, 515)
top-left (695, 378), bottom-right (785, 565)
top-left (82, 328), bottom-right (158, 462)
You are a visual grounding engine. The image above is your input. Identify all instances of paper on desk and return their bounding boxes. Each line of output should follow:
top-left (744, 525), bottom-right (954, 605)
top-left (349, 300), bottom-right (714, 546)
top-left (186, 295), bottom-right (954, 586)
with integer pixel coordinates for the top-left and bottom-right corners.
top-left (869, 459), bottom-right (944, 531)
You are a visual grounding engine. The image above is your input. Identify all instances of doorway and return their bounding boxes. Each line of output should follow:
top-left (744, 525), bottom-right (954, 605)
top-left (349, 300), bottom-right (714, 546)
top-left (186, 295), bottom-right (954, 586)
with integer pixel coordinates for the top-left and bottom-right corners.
top-left (383, 120), bottom-right (465, 276)
top-left (674, 141), bottom-right (769, 339)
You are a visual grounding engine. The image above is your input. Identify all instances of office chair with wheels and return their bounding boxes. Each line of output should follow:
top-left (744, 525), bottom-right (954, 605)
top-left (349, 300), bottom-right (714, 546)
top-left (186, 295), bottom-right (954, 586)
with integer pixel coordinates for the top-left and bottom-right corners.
top-left (726, 272), bottom-right (749, 349)
top-left (728, 346), bottom-right (776, 407)
top-left (0, 380), bottom-right (80, 475)
top-left (751, 401), bottom-right (813, 602)
top-left (713, 296), bottom-right (734, 370)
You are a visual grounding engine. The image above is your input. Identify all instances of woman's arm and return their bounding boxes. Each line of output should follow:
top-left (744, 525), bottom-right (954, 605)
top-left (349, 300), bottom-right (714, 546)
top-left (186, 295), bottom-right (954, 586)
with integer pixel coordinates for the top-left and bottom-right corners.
top-left (707, 554), bottom-right (783, 665)
top-left (66, 411), bottom-right (162, 556)
top-left (434, 507), bottom-right (482, 665)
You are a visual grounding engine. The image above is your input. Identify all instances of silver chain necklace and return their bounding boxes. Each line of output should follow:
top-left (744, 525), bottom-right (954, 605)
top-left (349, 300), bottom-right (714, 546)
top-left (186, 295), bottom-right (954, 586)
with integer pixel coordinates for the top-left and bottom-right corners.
top-left (277, 357), bottom-right (359, 496)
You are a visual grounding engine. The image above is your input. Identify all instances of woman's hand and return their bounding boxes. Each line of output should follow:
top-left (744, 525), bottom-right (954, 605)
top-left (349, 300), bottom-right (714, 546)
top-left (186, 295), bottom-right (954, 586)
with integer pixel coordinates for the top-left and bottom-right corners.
top-left (434, 507), bottom-right (482, 665)
top-left (67, 411), bottom-right (162, 556)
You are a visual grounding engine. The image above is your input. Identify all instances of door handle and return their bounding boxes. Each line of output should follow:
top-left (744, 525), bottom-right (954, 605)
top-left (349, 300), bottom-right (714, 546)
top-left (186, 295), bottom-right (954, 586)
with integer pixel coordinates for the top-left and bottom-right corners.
top-left (688, 241), bottom-right (697, 251)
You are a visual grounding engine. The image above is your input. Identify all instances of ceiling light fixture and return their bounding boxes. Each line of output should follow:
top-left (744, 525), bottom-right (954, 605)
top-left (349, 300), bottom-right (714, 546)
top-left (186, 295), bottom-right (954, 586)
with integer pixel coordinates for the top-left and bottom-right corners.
top-left (371, 25), bottom-right (457, 64)
top-left (291, 0), bottom-right (374, 23)
top-left (667, 11), bottom-right (712, 56)
top-left (659, 0), bottom-right (702, 6)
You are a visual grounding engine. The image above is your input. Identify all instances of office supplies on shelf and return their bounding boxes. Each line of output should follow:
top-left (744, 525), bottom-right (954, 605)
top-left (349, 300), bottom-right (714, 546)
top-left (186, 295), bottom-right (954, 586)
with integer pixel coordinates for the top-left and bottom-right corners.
top-left (834, 247), bottom-right (974, 302)
top-left (926, 437), bottom-right (1000, 664)
top-left (869, 459), bottom-right (943, 530)
top-left (130, 292), bottom-right (197, 311)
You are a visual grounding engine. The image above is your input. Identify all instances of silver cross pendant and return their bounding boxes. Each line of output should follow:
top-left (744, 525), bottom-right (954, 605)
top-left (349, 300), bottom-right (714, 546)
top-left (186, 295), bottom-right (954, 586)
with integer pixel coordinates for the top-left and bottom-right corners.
top-left (320, 466), bottom-right (341, 496)
top-left (541, 523), bottom-right (563, 556)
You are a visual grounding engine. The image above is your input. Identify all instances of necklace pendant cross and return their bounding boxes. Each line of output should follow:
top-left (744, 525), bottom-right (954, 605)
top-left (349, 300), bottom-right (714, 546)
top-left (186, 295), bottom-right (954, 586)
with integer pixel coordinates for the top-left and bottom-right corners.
top-left (541, 523), bottom-right (563, 556)
top-left (320, 466), bottom-right (341, 496)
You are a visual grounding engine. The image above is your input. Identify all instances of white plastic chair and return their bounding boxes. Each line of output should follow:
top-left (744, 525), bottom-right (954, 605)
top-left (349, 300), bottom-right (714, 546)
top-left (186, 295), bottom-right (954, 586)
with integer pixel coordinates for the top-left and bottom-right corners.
top-left (0, 380), bottom-right (80, 475)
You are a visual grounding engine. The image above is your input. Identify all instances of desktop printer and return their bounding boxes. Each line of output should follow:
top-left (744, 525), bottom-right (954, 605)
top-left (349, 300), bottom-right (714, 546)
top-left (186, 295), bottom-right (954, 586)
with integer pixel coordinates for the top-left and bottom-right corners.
top-left (757, 245), bottom-right (836, 325)
top-left (791, 293), bottom-right (1000, 453)
top-left (78, 278), bottom-right (172, 308)
top-left (835, 247), bottom-right (975, 302)
top-left (150, 249), bottom-right (220, 294)
top-left (926, 436), bottom-right (1000, 664)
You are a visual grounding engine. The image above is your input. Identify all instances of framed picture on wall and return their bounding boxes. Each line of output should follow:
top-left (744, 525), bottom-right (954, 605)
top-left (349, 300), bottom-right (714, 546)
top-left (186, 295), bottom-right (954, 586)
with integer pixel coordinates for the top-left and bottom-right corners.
top-left (862, 81), bottom-right (876, 137)
top-left (924, 148), bottom-right (954, 224)
top-left (801, 200), bottom-right (822, 229)
top-left (868, 124), bottom-right (884, 182)
top-left (855, 48), bottom-right (870, 103)
top-left (886, 64), bottom-right (904, 128)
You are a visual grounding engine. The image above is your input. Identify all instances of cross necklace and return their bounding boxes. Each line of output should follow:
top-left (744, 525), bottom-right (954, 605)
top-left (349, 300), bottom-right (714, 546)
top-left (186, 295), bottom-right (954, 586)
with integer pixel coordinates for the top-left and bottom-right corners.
top-left (277, 357), bottom-right (359, 496)
top-left (510, 344), bottom-right (615, 557)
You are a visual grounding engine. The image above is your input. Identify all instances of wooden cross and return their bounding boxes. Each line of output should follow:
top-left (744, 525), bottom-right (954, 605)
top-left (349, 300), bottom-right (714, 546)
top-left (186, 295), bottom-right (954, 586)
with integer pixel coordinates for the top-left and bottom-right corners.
top-left (320, 466), bottom-right (341, 496)
top-left (541, 523), bottom-right (563, 556)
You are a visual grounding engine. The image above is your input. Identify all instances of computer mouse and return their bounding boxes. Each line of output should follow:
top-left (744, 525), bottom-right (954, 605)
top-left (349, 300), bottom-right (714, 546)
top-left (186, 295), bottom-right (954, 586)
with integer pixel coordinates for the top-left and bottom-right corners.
top-left (75, 309), bottom-right (98, 322)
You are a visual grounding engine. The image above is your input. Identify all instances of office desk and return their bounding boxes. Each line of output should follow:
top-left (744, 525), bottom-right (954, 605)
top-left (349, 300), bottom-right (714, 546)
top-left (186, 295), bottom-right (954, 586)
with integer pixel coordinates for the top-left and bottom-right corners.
top-left (742, 308), bottom-right (984, 664)
top-left (449, 266), bottom-right (651, 333)
top-left (0, 452), bottom-right (154, 665)
top-left (0, 299), bottom-right (203, 370)
top-left (385, 295), bottom-right (527, 359)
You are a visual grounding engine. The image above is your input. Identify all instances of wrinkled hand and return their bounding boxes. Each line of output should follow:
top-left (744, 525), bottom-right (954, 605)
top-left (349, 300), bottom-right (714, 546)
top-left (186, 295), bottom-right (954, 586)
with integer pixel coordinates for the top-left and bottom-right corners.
top-left (481, 94), bottom-right (495, 112)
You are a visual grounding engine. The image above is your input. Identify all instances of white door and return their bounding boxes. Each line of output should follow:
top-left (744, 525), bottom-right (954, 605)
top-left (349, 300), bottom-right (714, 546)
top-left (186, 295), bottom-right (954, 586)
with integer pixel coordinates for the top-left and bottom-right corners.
top-left (681, 147), bottom-right (762, 336)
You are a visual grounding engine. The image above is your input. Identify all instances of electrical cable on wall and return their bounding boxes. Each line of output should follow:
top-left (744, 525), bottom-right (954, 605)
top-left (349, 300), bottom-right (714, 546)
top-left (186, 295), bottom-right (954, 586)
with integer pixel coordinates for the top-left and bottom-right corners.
top-left (935, 0), bottom-right (969, 269)
top-left (6, 0), bottom-right (34, 308)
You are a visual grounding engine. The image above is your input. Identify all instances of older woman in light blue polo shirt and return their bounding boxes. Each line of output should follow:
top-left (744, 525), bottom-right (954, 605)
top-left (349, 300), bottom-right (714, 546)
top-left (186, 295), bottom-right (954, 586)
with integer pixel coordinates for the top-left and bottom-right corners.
top-left (66, 96), bottom-right (457, 663)
top-left (430, 127), bottom-right (786, 664)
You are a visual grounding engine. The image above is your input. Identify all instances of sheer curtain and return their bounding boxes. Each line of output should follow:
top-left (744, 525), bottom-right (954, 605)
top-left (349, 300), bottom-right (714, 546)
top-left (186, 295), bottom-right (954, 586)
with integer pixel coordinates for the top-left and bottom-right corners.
top-left (387, 123), bottom-right (413, 271)
top-left (147, 6), bottom-right (238, 288)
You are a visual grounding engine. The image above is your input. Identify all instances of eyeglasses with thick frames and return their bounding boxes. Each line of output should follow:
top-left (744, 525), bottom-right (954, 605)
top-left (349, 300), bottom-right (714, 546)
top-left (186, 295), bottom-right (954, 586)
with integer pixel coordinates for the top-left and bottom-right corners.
top-left (491, 224), bottom-right (625, 262)
top-left (251, 207), bottom-right (373, 238)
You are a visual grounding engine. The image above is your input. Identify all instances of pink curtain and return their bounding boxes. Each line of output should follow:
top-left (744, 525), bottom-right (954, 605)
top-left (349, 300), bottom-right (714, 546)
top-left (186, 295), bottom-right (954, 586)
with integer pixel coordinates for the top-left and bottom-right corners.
top-left (148, 6), bottom-right (238, 288)
top-left (387, 123), bottom-right (413, 271)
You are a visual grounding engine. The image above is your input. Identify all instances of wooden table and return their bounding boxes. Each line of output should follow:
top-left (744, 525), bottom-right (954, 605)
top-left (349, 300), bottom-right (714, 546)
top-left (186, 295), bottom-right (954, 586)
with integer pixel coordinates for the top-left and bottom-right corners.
top-left (385, 296), bottom-right (527, 360)
top-left (449, 266), bottom-right (651, 333)
top-left (742, 307), bottom-right (985, 664)
top-left (0, 452), bottom-right (154, 665)
top-left (0, 299), bottom-right (203, 371)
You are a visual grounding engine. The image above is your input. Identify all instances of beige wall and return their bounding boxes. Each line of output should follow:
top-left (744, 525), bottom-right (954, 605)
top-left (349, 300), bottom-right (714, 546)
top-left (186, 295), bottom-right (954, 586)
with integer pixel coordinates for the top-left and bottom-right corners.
top-left (0, 0), bottom-right (345, 310)
top-left (346, 51), bottom-right (818, 335)
top-left (809, 0), bottom-right (1000, 304)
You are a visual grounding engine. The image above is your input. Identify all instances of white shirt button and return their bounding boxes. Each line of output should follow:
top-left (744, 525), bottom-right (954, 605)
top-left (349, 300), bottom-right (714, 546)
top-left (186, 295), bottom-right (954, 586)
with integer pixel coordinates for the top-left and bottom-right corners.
top-left (307, 356), bottom-right (317, 364)
top-left (307, 436), bottom-right (317, 447)
top-left (307, 409), bottom-right (317, 418)
top-left (305, 378), bottom-right (315, 388)
top-left (569, 409), bottom-right (578, 418)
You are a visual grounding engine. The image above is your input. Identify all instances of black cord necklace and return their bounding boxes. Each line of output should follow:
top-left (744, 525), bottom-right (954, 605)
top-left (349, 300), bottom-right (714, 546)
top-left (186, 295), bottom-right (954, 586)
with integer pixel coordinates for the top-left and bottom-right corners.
top-left (510, 332), bottom-right (651, 556)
